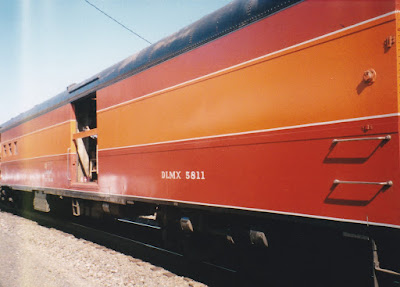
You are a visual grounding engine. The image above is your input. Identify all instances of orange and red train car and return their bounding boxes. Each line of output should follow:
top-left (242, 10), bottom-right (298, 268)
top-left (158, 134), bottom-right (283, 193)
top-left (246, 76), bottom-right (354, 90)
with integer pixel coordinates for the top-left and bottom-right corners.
top-left (1, 0), bottom-right (400, 282)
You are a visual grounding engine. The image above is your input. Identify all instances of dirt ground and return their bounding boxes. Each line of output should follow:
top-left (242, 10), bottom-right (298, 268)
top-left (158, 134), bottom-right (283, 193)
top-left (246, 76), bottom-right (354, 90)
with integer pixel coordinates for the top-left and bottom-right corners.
top-left (0, 211), bottom-right (206, 287)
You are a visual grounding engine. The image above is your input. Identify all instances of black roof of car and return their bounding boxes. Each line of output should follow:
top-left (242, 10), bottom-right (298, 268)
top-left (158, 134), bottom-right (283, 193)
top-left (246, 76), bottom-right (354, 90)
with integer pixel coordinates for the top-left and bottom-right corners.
top-left (0, 0), bottom-right (300, 132)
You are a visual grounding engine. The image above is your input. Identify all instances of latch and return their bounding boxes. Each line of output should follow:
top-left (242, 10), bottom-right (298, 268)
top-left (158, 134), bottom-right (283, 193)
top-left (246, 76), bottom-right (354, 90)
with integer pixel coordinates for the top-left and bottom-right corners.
top-left (384, 35), bottom-right (395, 49)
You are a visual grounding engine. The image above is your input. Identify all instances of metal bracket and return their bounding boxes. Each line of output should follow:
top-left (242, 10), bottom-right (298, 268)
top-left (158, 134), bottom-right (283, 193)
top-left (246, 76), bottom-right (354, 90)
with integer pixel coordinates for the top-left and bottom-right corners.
top-left (333, 180), bottom-right (393, 186)
top-left (384, 35), bottom-right (395, 49)
top-left (372, 239), bottom-right (400, 277)
top-left (332, 135), bottom-right (391, 143)
top-left (72, 199), bottom-right (81, 216)
top-left (249, 230), bottom-right (269, 247)
top-left (180, 217), bottom-right (194, 232)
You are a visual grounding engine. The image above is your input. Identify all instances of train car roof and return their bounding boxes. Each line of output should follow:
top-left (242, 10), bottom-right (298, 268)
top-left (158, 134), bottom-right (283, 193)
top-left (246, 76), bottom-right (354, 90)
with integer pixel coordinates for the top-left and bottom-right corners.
top-left (0, 0), bottom-right (301, 133)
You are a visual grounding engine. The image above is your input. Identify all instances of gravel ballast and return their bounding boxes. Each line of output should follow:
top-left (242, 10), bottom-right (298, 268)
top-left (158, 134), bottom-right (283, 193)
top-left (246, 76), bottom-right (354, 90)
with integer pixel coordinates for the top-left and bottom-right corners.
top-left (0, 211), bottom-right (206, 287)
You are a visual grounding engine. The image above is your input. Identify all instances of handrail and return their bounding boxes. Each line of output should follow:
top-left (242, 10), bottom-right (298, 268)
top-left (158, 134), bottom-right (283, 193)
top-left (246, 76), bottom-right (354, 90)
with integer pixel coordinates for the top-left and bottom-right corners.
top-left (67, 148), bottom-right (71, 181)
top-left (333, 179), bottom-right (393, 186)
top-left (332, 135), bottom-right (391, 143)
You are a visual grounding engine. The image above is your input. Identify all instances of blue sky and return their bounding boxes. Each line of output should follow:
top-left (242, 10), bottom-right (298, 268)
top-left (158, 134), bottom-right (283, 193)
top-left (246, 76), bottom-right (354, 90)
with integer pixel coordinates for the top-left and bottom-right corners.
top-left (0, 0), bottom-right (231, 125)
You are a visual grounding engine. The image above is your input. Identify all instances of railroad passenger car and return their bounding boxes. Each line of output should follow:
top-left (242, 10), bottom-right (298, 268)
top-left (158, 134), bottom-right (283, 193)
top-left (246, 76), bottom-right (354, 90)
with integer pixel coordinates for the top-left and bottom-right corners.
top-left (1, 0), bottom-right (400, 284)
